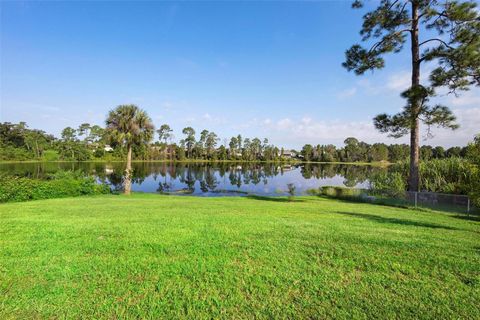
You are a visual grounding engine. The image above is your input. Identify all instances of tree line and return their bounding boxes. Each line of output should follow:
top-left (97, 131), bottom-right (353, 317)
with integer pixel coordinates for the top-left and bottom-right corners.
top-left (300, 137), bottom-right (472, 164)
top-left (1, 120), bottom-right (476, 164)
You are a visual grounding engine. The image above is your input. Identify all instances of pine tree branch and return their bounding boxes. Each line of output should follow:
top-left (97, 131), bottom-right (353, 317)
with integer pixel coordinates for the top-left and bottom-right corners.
top-left (419, 38), bottom-right (454, 49)
top-left (368, 29), bottom-right (412, 53)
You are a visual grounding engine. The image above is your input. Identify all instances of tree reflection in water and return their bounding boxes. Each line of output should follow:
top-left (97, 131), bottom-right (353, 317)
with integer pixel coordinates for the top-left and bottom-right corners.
top-left (0, 162), bottom-right (388, 195)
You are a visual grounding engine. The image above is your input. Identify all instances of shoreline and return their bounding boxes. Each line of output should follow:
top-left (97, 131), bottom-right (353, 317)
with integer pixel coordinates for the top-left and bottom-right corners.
top-left (0, 159), bottom-right (391, 166)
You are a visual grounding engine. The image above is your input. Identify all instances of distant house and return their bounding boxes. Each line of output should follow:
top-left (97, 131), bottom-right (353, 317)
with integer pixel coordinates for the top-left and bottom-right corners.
top-left (281, 150), bottom-right (296, 158)
top-left (104, 145), bottom-right (114, 152)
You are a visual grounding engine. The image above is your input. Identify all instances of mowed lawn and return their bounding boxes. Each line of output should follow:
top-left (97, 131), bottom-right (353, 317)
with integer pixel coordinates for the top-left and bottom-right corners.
top-left (1, 195), bottom-right (479, 319)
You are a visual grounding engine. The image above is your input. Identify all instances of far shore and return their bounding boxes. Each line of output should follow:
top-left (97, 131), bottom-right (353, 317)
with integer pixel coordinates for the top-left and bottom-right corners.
top-left (0, 159), bottom-right (392, 166)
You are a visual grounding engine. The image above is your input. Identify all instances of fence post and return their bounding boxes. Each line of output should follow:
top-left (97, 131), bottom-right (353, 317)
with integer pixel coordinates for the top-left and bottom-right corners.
top-left (467, 198), bottom-right (470, 216)
top-left (414, 192), bottom-right (418, 208)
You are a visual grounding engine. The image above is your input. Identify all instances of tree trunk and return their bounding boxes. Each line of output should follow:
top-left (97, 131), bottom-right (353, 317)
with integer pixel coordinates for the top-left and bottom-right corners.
top-left (35, 140), bottom-right (39, 158)
top-left (124, 145), bottom-right (132, 195)
top-left (408, 1), bottom-right (421, 192)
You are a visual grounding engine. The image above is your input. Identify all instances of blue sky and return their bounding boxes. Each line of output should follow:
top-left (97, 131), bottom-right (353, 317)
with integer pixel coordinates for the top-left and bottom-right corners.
top-left (1, 1), bottom-right (479, 148)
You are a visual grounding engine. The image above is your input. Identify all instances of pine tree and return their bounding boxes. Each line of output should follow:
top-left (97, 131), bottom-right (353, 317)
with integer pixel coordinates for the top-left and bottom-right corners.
top-left (344, 0), bottom-right (480, 191)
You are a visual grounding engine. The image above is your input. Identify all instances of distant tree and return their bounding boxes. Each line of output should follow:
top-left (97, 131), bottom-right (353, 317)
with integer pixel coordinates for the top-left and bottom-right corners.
top-left (388, 144), bottom-right (409, 163)
top-left (344, 0), bottom-right (480, 191)
top-left (236, 134), bottom-right (243, 151)
top-left (89, 125), bottom-right (105, 145)
top-left (229, 137), bottom-right (238, 159)
top-left (61, 127), bottom-right (77, 141)
top-left (433, 146), bottom-right (446, 159)
top-left (370, 143), bottom-right (389, 162)
top-left (24, 129), bottom-right (50, 159)
top-left (321, 144), bottom-right (337, 162)
top-left (78, 123), bottom-right (91, 141)
top-left (217, 145), bottom-right (228, 160)
top-left (197, 129), bottom-right (210, 158)
top-left (465, 133), bottom-right (480, 165)
top-left (205, 131), bottom-right (219, 159)
top-left (301, 144), bottom-right (314, 162)
top-left (446, 146), bottom-right (462, 158)
top-left (175, 144), bottom-right (186, 160)
top-left (243, 138), bottom-right (251, 160)
top-left (157, 124), bottom-right (173, 144)
top-left (344, 137), bottom-right (361, 162)
top-left (60, 127), bottom-right (78, 159)
top-left (105, 104), bottom-right (154, 194)
top-left (420, 145), bottom-right (434, 161)
top-left (182, 127), bottom-right (196, 158)
top-left (251, 138), bottom-right (262, 159)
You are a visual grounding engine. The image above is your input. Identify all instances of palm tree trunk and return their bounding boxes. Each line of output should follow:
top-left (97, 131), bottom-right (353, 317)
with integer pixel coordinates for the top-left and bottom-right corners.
top-left (409, 1), bottom-right (420, 192)
top-left (124, 145), bottom-right (133, 195)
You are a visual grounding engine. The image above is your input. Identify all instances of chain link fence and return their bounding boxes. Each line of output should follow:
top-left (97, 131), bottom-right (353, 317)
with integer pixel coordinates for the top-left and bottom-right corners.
top-left (318, 186), bottom-right (478, 215)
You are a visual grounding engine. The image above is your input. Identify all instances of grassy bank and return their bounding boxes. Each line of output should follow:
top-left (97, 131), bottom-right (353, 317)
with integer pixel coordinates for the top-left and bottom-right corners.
top-left (1, 195), bottom-right (479, 318)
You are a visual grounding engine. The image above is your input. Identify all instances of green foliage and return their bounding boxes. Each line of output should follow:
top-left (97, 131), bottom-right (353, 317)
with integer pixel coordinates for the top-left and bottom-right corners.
top-left (465, 133), bottom-right (480, 165)
top-left (0, 122), bottom-right (54, 160)
top-left (319, 186), bottom-right (363, 199)
top-left (371, 157), bottom-right (480, 206)
top-left (301, 144), bottom-right (313, 161)
top-left (105, 104), bottom-right (154, 149)
top-left (345, 0), bottom-right (480, 90)
top-left (369, 171), bottom-right (407, 197)
top-left (0, 171), bottom-right (110, 203)
top-left (0, 143), bottom-right (32, 161)
top-left (42, 150), bottom-right (60, 161)
top-left (286, 183), bottom-right (296, 201)
top-left (373, 85), bottom-right (459, 138)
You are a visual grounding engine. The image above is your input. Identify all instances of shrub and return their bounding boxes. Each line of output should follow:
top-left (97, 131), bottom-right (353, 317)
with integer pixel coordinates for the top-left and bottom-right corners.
top-left (369, 171), bottom-right (406, 197)
top-left (286, 183), bottom-right (296, 201)
top-left (0, 171), bottom-right (111, 203)
top-left (319, 186), bottom-right (364, 199)
top-left (42, 150), bottom-right (60, 161)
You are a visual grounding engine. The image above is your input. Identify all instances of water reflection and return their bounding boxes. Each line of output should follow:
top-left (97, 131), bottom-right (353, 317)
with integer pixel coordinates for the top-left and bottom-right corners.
top-left (0, 162), bottom-right (387, 196)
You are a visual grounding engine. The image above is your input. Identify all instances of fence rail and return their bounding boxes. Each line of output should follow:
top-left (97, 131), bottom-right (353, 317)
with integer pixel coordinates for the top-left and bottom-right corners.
top-left (318, 186), bottom-right (477, 215)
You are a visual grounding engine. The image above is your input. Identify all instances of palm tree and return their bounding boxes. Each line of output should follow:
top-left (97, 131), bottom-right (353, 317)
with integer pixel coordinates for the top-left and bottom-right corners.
top-left (105, 104), bottom-right (154, 195)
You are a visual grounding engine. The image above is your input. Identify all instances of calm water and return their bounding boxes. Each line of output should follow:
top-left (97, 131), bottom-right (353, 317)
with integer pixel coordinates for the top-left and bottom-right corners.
top-left (0, 162), bottom-right (388, 196)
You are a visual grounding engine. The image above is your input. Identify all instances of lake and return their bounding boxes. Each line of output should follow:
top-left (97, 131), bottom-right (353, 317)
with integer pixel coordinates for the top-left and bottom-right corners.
top-left (0, 162), bottom-right (388, 196)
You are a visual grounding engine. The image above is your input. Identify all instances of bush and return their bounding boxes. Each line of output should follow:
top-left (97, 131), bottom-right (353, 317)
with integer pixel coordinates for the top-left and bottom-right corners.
top-left (0, 171), bottom-right (111, 203)
top-left (286, 183), bottom-right (296, 201)
top-left (0, 144), bottom-right (32, 161)
top-left (42, 150), bottom-right (60, 161)
top-left (319, 186), bottom-right (364, 199)
top-left (369, 171), bottom-right (406, 197)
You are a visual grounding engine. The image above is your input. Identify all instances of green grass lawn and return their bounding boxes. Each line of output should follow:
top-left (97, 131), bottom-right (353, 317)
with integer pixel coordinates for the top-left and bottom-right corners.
top-left (1, 194), bottom-right (479, 319)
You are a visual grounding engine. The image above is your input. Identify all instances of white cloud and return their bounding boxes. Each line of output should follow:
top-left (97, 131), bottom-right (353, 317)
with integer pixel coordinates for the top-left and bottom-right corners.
top-left (256, 108), bottom-right (479, 148)
top-left (450, 90), bottom-right (480, 107)
top-left (161, 101), bottom-right (174, 110)
top-left (430, 107), bottom-right (480, 146)
top-left (337, 87), bottom-right (357, 99)
top-left (386, 71), bottom-right (411, 91)
top-left (354, 69), bottom-right (431, 96)
top-left (277, 118), bottom-right (293, 129)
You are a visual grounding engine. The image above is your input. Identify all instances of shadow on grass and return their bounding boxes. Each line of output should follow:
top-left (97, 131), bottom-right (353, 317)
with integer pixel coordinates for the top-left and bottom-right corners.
top-left (454, 214), bottom-right (480, 222)
top-left (246, 195), bottom-right (306, 203)
top-left (335, 211), bottom-right (458, 230)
